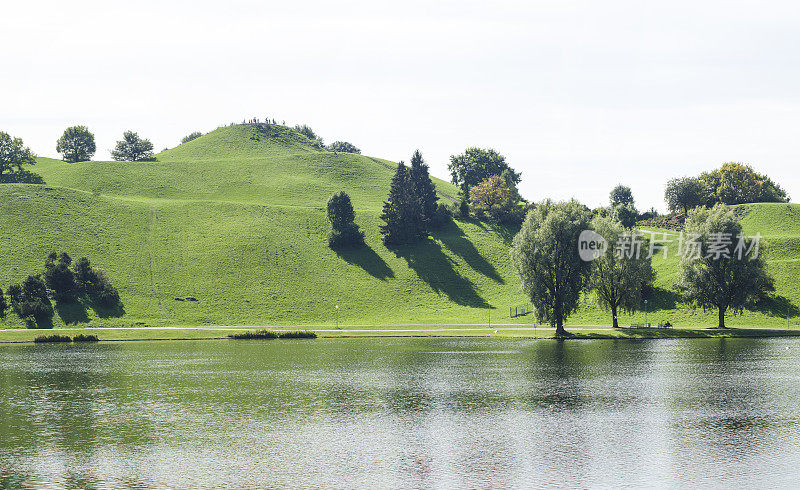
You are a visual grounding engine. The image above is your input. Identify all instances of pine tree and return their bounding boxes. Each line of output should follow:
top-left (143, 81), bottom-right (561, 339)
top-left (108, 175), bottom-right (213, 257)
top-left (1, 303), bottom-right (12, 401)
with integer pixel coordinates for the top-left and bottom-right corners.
top-left (409, 150), bottom-right (439, 228)
top-left (380, 162), bottom-right (426, 245)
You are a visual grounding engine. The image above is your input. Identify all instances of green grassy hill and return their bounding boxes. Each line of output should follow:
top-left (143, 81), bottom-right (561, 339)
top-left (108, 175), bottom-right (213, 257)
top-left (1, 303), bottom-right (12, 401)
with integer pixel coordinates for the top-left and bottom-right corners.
top-left (0, 124), bottom-right (798, 329)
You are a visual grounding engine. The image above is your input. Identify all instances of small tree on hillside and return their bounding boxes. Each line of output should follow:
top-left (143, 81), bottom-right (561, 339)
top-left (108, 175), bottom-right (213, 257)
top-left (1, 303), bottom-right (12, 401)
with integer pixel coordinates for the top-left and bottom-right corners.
top-left (56, 125), bottom-right (96, 163)
top-left (409, 150), bottom-right (439, 228)
top-left (675, 204), bottom-right (774, 328)
top-left (181, 131), bottom-right (203, 144)
top-left (665, 177), bottom-right (704, 214)
top-left (112, 131), bottom-right (155, 162)
top-left (612, 203), bottom-right (638, 228)
top-left (294, 124), bottom-right (324, 147)
top-left (0, 132), bottom-right (36, 181)
top-left (588, 216), bottom-right (655, 327)
top-left (380, 162), bottom-right (426, 246)
top-left (448, 147), bottom-right (521, 197)
top-left (326, 191), bottom-right (365, 249)
top-left (510, 200), bottom-right (593, 335)
top-left (609, 184), bottom-right (634, 208)
top-left (328, 141), bottom-right (361, 154)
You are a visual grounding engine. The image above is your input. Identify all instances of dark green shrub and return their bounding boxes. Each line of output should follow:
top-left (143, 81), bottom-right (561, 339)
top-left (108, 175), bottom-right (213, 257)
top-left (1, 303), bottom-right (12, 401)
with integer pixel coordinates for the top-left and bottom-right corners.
top-left (228, 329), bottom-right (279, 339)
top-left (44, 252), bottom-right (78, 302)
top-left (277, 330), bottom-right (317, 339)
top-left (430, 202), bottom-right (453, 228)
top-left (34, 334), bottom-right (71, 343)
top-left (181, 131), bottom-right (203, 144)
top-left (73, 334), bottom-right (99, 342)
top-left (326, 192), bottom-right (365, 249)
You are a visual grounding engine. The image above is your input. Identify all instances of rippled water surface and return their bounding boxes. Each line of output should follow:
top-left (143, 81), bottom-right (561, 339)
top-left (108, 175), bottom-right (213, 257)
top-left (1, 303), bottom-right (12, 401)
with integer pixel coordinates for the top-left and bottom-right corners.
top-left (2, 337), bottom-right (800, 488)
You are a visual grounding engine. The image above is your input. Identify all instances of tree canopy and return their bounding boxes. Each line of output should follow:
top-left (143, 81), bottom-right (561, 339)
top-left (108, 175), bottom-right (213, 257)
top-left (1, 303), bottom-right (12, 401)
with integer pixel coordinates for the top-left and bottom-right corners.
top-left (181, 131), bottom-right (203, 144)
top-left (674, 204), bottom-right (774, 328)
top-left (448, 147), bottom-right (520, 197)
top-left (111, 131), bottom-right (155, 162)
top-left (0, 132), bottom-right (36, 181)
top-left (328, 141), bottom-right (361, 154)
top-left (510, 200), bottom-right (592, 334)
top-left (609, 184), bottom-right (634, 208)
top-left (665, 176), bottom-right (704, 214)
top-left (56, 125), bottom-right (96, 163)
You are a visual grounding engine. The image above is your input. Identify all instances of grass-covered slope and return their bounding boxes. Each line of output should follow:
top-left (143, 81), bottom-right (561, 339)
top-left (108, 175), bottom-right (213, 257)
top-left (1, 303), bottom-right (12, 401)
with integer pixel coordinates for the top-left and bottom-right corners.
top-left (0, 124), bottom-right (798, 329)
top-left (0, 125), bottom-right (525, 328)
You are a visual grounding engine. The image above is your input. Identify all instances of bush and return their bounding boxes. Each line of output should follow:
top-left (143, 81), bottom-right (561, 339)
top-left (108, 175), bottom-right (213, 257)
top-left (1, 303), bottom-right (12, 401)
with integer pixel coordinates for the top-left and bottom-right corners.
top-left (277, 330), bottom-right (317, 339)
top-left (458, 196), bottom-right (470, 218)
top-left (44, 252), bottom-right (78, 302)
top-left (328, 141), bottom-right (361, 154)
top-left (228, 329), bottom-right (279, 339)
top-left (34, 334), bottom-right (71, 343)
top-left (9, 275), bottom-right (53, 325)
top-left (73, 334), bottom-right (99, 342)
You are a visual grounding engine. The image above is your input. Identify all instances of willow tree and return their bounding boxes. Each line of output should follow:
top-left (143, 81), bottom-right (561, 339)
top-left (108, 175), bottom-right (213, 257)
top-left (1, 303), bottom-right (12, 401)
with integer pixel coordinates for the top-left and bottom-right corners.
top-left (675, 205), bottom-right (774, 328)
top-left (587, 216), bottom-right (654, 327)
top-left (511, 200), bottom-right (592, 335)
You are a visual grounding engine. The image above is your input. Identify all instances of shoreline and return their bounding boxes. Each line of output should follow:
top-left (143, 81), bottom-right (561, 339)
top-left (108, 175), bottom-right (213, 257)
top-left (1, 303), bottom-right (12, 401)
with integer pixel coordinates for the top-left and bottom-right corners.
top-left (1, 326), bottom-right (799, 343)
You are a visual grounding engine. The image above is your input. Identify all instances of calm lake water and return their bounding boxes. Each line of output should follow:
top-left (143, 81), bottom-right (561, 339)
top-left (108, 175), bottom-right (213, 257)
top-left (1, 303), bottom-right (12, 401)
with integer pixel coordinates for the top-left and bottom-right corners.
top-left (2, 337), bottom-right (800, 488)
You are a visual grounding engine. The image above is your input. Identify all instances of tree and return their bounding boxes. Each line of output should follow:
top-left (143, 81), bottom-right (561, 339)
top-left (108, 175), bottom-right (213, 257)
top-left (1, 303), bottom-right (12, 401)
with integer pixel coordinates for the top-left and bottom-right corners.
top-left (9, 275), bottom-right (53, 325)
top-left (56, 125), bottom-right (96, 163)
top-left (612, 203), bottom-right (638, 229)
top-left (181, 131), bottom-right (203, 144)
top-left (111, 131), bottom-right (155, 161)
top-left (328, 141), bottom-right (361, 154)
top-left (609, 184), bottom-right (634, 207)
top-left (0, 131), bottom-right (36, 180)
top-left (448, 147), bottom-right (521, 197)
top-left (588, 216), bottom-right (655, 327)
top-left (675, 205), bottom-right (774, 328)
top-left (409, 150), bottom-right (439, 227)
top-left (44, 252), bottom-right (78, 302)
top-left (72, 257), bottom-right (121, 308)
top-left (510, 200), bottom-right (593, 335)
top-left (294, 124), bottom-right (324, 147)
top-left (664, 177), bottom-right (704, 214)
top-left (326, 191), bottom-right (365, 248)
top-left (695, 163), bottom-right (789, 206)
top-left (380, 162), bottom-right (426, 246)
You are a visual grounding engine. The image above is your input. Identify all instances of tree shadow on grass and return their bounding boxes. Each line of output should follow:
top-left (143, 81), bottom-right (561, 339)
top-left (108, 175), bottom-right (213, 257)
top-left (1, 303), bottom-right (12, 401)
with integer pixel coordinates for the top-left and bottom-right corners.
top-left (91, 299), bottom-right (126, 319)
top-left (54, 300), bottom-right (90, 325)
top-left (392, 240), bottom-right (489, 308)
top-left (432, 221), bottom-right (504, 284)
top-left (753, 294), bottom-right (799, 318)
top-left (335, 245), bottom-right (394, 280)
top-left (472, 219), bottom-right (520, 246)
top-left (643, 286), bottom-right (682, 311)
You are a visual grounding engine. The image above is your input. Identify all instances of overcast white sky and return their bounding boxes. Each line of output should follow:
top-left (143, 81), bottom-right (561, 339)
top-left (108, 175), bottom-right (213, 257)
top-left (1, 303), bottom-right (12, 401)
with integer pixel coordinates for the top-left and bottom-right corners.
top-left (3, 0), bottom-right (799, 211)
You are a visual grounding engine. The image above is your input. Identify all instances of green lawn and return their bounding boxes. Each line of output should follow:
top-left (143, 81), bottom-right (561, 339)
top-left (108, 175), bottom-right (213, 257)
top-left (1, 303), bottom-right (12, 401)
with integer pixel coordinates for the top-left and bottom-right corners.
top-left (1, 123), bottom-right (798, 331)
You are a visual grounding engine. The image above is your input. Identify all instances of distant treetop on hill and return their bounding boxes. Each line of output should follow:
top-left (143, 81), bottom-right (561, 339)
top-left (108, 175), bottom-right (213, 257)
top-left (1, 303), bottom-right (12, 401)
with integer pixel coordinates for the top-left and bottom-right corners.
top-left (448, 147), bottom-right (521, 197)
top-left (112, 131), bottom-right (155, 162)
top-left (56, 125), bottom-right (96, 163)
top-left (328, 141), bottom-right (361, 154)
top-left (181, 131), bottom-right (203, 144)
top-left (665, 163), bottom-right (789, 212)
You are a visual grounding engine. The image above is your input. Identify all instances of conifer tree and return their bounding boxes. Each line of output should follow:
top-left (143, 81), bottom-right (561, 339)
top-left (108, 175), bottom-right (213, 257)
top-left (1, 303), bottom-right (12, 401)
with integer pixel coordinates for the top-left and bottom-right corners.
top-left (380, 162), bottom-right (426, 245)
top-left (409, 150), bottom-right (439, 227)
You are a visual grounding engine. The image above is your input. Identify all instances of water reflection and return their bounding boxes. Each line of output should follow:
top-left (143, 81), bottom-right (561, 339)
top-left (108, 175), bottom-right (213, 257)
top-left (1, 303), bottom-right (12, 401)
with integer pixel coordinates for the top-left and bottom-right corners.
top-left (1, 337), bottom-right (799, 487)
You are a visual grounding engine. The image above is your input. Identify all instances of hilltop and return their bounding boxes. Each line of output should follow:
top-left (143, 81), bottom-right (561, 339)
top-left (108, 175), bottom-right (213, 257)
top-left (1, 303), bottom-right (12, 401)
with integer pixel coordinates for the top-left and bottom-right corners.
top-left (0, 124), bottom-right (798, 330)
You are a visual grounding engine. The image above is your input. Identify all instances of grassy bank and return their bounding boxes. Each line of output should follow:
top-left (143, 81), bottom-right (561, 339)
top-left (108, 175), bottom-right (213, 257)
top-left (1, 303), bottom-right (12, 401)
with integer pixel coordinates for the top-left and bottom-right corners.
top-left (1, 326), bottom-right (799, 343)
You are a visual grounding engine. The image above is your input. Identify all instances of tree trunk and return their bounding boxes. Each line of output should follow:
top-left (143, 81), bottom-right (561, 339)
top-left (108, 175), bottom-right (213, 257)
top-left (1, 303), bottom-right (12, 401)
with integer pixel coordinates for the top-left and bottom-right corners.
top-left (554, 304), bottom-right (566, 336)
top-left (718, 307), bottom-right (727, 329)
top-left (611, 304), bottom-right (619, 328)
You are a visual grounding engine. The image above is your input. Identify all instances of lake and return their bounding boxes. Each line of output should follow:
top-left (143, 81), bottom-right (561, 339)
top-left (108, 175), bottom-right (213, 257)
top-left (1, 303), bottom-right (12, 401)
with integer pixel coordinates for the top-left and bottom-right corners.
top-left (1, 337), bottom-right (800, 488)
